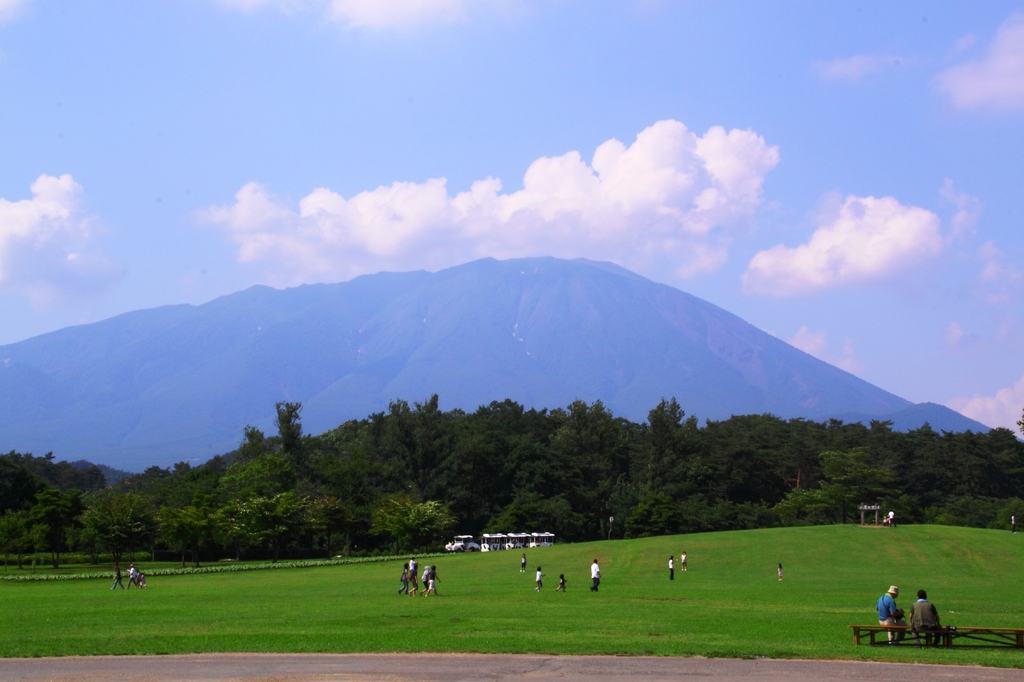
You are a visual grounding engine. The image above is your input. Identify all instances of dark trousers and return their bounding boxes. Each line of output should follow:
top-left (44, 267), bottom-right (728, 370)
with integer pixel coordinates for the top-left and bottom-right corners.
top-left (670, 568), bottom-right (674, 580)
top-left (913, 625), bottom-right (942, 647)
top-left (591, 577), bottom-right (600, 592)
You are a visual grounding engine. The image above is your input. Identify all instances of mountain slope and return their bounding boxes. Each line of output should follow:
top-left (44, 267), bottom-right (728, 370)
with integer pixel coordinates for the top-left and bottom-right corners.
top-left (0, 257), bottom-right (985, 469)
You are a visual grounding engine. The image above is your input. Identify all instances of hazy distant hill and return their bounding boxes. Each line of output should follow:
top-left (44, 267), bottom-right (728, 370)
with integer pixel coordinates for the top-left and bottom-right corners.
top-left (0, 257), bottom-right (986, 470)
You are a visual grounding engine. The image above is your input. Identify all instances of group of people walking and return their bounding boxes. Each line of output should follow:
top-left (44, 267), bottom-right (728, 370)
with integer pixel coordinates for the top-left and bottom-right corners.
top-left (110, 563), bottom-right (147, 590)
top-left (399, 558), bottom-right (439, 596)
top-left (877, 585), bottom-right (943, 647)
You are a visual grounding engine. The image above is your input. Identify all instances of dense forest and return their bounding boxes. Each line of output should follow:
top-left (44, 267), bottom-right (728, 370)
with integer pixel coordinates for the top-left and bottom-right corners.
top-left (2, 396), bottom-right (1024, 568)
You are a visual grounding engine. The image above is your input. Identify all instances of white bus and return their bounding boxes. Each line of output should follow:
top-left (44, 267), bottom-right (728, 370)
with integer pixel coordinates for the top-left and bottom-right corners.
top-left (505, 533), bottom-right (532, 550)
top-left (529, 532), bottom-right (555, 547)
top-left (480, 533), bottom-right (507, 552)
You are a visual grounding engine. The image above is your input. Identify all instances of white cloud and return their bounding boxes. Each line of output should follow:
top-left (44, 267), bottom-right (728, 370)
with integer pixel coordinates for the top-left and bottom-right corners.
top-left (201, 119), bottom-right (779, 284)
top-left (948, 373), bottom-right (1024, 432)
top-left (741, 194), bottom-right (943, 296)
top-left (939, 179), bottom-right (981, 235)
top-left (0, 175), bottom-right (123, 304)
top-left (0, 0), bottom-right (31, 22)
top-left (936, 13), bottom-right (1024, 110)
top-left (789, 326), bottom-right (864, 375)
top-left (812, 54), bottom-right (904, 81)
top-left (213, 0), bottom-right (469, 29)
top-left (790, 325), bottom-right (827, 356)
top-left (945, 321), bottom-right (966, 347)
top-left (975, 240), bottom-right (1023, 305)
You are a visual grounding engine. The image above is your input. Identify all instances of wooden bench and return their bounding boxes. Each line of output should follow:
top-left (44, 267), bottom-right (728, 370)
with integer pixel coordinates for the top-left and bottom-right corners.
top-left (850, 624), bottom-right (1024, 648)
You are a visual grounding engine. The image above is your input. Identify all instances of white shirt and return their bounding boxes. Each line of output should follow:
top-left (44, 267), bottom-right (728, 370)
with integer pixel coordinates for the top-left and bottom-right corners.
top-left (591, 563), bottom-right (600, 579)
top-left (536, 570), bottom-right (542, 581)
top-left (669, 559), bottom-right (674, 569)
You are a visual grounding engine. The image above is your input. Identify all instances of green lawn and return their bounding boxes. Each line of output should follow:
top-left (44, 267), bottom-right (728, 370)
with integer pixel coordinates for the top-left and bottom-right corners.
top-left (3, 524), bottom-right (1024, 666)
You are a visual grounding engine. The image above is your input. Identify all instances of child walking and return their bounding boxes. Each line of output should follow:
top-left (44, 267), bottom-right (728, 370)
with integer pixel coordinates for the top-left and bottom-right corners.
top-left (111, 565), bottom-right (124, 590)
top-left (556, 574), bottom-right (566, 592)
top-left (521, 553), bottom-right (527, 572)
top-left (399, 563), bottom-right (410, 594)
top-left (680, 551), bottom-right (687, 571)
top-left (778, 563), bottom-right (784, 581)
top-left (535, 566), bottom-right (545, 592)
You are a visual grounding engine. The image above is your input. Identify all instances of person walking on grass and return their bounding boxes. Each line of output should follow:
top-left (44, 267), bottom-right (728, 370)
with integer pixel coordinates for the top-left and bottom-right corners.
top-left (111, 565), bottom-right (124, 590)
top-left (137, 570), bottom-right (147, 588)
top-left (1013, 515), bottom-right (1017, 534)
top-left (521, 553), bottom-right (527, 572)
top-left (778, 563), bottom-right (784, 581)
top-left (590, 559), bottom-right (601, 592)
top-left (398, 563), bottom-right (410, 595)
top-left (535, 566), bottom-right (545, 592)
top-left (408, 558), bottom-right (419, 596)
top-left (680, 551), bottom-right (687, 572)
top-left (556, 574), bottom-right (566, 592)
top-left (877, 585), bottom-right (907, 644)
top-left (669, 556), bottom-right (674, 580)
top-left (127, 563), bottom-right (138, 589)
top-left (423, 566), bottom-right (439, 596)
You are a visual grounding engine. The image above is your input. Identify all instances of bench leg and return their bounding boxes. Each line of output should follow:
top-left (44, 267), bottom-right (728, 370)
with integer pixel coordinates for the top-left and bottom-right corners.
top-left (853, 628), bottom-right (860, 645)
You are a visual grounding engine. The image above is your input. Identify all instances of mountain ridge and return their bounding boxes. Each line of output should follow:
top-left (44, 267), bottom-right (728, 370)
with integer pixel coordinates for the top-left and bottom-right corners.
top-left (0, 257), bottom-right (986, 469)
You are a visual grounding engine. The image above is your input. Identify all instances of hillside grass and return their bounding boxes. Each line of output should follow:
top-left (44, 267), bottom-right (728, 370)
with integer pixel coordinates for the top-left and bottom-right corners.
top-left (3, 524), bottom-right (1024, 666)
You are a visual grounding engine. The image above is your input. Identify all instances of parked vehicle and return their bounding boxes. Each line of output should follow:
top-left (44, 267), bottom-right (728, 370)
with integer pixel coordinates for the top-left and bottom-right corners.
top-left (444, 535), bottom-right (481, 552)
top-left (481, 533), bottom-right (507, 552)
top-left (506, 532), bottom-right (532, 549)
top-left (530, 532), bottom-right (555, 547)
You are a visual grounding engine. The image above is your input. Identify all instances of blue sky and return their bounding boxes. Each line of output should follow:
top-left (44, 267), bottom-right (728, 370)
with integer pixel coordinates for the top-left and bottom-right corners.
top-left (1, 1), bottom-right (1022, 430)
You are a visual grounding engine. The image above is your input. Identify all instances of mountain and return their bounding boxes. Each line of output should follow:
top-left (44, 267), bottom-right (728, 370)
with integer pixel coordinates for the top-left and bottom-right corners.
top-left (0, 257), bottom-right (986, 470)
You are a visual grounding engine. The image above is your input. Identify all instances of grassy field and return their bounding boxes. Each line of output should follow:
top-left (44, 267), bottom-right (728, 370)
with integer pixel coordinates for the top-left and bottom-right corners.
top-left (3, 524), bottom-right (1024, 666)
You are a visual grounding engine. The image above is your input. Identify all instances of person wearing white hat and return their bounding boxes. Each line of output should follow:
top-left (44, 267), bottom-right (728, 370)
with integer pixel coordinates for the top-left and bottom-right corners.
top-left (876, 585), bottom-right (907, 643)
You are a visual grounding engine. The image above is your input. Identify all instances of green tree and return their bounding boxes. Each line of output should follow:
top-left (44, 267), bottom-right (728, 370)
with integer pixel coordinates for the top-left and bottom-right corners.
top-left (237, 492), bottom-right (307, 563)
top-left (221, 453), bottom-right (294, 499)
top-left (81, 493), bottom-right (157, 565)
top-left (775, 448), bottom-right (893, 523)
top-left (213, 499), bottom-right (250, 562)
top-left (0, 510), bottom-right (31, 569)
top-left (372, 497), bottom-right (455, 551)
top-left (158, 505), bottom-right (215, 567)
top-left (29, 488), bottom-right (85, 568)
top-left (307, 496), bottom-right (352, 558)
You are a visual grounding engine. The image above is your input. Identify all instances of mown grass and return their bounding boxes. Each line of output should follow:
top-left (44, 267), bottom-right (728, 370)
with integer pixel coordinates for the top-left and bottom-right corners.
top-left (3, 524), bottom-right (1024, 666)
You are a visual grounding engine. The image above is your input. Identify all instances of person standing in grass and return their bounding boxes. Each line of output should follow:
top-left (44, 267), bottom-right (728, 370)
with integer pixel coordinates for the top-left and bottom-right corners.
top-left (877, 585), bottom-right (907, 643)
top-left (680, 551), bottom-right (687, 571)
top-left (778, 563), bottom-right (783, 581)
top-left (398, 563), bottom-right (410, 595)
top-left (669, 556), bottom-right (674, 580)
top-left (111, 565), bottom-right (124, 590)
top-left (1013, 515), bottom-right (1017, 534)
top-left (556, 574), bottom-right (566, 592)
top-left (521, 553), bottom-right (527, 572)
top-left (590, 558), bottom-right (601, 592)
top-left (535, 566), bottom-right (545, 591)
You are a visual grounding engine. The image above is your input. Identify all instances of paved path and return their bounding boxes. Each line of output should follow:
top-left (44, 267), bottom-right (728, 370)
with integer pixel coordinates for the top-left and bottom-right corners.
top-left (2, 653), bottom-right (1024, 682)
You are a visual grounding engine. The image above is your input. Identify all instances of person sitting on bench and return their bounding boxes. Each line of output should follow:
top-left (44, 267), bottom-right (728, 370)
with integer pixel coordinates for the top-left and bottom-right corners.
top-left (910, 589), bottom-right (942, 647)
top-left (877, 585), bottom-right (907, 643)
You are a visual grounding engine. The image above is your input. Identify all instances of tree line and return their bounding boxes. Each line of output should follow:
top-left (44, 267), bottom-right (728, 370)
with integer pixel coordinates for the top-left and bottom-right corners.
top-left (2, 396), bottom-right (1023, 569)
